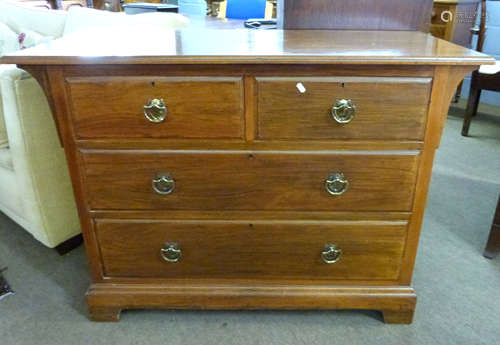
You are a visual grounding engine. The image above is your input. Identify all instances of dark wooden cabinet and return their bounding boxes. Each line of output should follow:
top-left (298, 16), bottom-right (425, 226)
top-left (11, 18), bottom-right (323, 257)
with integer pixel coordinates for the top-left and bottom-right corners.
top-left (277, 0), bottom-right (434, 31)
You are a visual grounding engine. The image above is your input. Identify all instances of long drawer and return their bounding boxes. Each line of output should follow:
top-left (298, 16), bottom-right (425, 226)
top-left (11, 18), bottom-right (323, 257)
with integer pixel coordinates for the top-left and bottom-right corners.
top-left (256, 77), bottom-right (432, 140)
top-left (66, 76), bottom-right (244, 139)
top-left (95, 219), bottom-right (407, 281)
top-left (81, 151), bottom-right (419, 211)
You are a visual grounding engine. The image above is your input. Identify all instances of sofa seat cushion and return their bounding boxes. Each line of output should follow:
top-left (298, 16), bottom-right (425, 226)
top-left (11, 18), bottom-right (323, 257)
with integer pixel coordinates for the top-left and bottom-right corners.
top-left (479, 60), bottom-right (500, 75)
top-left (0, 147), bottom-right (13, 170)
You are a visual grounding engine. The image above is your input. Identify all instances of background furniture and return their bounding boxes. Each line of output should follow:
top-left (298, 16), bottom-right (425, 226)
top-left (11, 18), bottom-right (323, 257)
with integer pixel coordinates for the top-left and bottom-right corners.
top-left (2, 29), bottom-right (491, 323)
top-left (0, 2), bottom-right (189, 250)
top-left (431, 0), bottom-right (481, 102)
top-left (122, 3), bottom-right (179, 14)
top-left (462, 0), bottom-right (500, 136)
top-left (431, 0), bottom-right (480, 46)
top-left (225, 0), bottom-right (266, 19)
top-left (484, 195), bottom-right (500, 259)
top-left (277, 0), bottom-right (434, 30)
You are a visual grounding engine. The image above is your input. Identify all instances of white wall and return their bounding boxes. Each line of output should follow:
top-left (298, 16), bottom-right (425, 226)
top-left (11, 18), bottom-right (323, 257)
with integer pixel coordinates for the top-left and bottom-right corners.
top-left (461, 1), bottom-right (500, 105)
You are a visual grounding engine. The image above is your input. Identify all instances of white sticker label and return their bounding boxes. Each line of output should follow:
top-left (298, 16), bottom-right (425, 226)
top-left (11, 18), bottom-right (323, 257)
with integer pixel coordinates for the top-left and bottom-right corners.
top-left (296, 82), bottom-right (306, 93)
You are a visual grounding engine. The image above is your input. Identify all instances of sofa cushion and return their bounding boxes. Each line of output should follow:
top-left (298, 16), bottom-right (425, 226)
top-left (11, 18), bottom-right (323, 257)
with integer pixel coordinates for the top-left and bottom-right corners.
top-left (0, 136), bottom-right (7, 149)
top-left (479, 60), bottom-right (500, 75)
top-left (63, 7), bottom-right (189, 36)
top-left (0, 64), bottom-right (11, 148)
top-left (0, 22), bottom-right (19, 56)
top-left (0, 1), bottom-right (66, 38)
top-left (16, 28), bottom-right (53, 50)
top-left (0, 24), bottom-right (17, 148)
top-left (0, 148), bottom-right (13, 170)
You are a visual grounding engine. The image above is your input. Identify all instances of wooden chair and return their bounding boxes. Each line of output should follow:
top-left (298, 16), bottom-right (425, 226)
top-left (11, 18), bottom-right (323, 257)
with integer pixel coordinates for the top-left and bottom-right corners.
top-left (462, 0), bottom-right (500, 136)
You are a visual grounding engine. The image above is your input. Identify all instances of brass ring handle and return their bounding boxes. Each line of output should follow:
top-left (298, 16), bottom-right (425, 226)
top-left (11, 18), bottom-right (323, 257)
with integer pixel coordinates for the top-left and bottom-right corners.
top-left (325, 173), bottom-right (349, 196)
top-left (321, 243), bottom-right (342, 264)
top-left (161, 242), bottom-right (181, 262)
top-left (152, 173), bottom-right (175, 195)
top-left (331, 99), bottom-right (355, 124)
top-left (144, 98), bottom-right (167, 123)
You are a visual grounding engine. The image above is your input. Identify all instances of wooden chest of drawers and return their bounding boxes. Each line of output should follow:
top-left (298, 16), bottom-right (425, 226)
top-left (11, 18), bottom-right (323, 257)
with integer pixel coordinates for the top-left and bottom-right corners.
top-left (2, 29), bottom-right (492, 324)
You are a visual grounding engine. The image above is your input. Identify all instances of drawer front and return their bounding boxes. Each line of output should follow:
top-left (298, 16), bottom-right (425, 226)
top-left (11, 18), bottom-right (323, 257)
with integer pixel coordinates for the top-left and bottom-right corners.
top-left (67, 77), bottom-right (244, 139)
top-left (256, 77), bottom-right (431, 140)
top-left (96, 219), bottom-right (407, 281)
top-left (82, 151), bottom-right (419, 211)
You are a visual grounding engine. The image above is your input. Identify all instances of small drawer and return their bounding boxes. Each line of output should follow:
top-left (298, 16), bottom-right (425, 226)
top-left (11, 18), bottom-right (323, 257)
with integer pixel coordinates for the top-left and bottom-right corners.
top-left (256, 77), bottom-right (431, 140)
top-left (95, 219), bottom-right (407, 281)
top-left (82, 151), bottom-right (419, 211)
top-left (67, 76), bottom-right (244, 139)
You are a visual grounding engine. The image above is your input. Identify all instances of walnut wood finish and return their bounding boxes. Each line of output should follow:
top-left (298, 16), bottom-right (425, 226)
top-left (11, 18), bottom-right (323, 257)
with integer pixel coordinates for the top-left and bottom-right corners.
top-left (82, 151), bottom-right (419, 211)
top-left (67, 77), bottom-right (244, 139)
top-left (256, 77), bottom-right (431, 140)
top-left (3, 30), bottom-right (491, 324)
top-left (86, 284), bottom-right (417, 322)
top-left (96, 219), bottom-right (407, 280)
top-left (0, 30), bottom-right (492, 66)
top-left (277, 0), bottom-right (434, 31)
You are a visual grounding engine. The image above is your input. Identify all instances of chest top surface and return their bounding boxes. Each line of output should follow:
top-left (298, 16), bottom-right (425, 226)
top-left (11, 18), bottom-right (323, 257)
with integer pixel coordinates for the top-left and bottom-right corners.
top-left (0, 29), bottom-right (493, 66)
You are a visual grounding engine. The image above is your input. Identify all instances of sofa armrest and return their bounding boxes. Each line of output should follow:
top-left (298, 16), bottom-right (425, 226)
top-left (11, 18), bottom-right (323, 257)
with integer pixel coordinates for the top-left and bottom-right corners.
top-left (0, 66), bottom-right (80, 247)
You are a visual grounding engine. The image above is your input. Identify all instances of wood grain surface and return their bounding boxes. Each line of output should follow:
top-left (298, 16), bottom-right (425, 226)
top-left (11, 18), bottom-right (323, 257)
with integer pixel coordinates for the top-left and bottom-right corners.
top-left (95, 219), bottom-right (407, 281)
top-left (67, 76), bottom-right (244, 139)
top-left (81, 151), bottom-right (420, 211)
top-left (256, 77), bottom-right (431, 140)
top-left (1, 30), bottom-right (493, 66)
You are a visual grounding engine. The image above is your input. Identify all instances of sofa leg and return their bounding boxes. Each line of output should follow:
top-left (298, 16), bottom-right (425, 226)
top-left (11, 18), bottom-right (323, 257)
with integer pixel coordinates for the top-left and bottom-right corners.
top-left (55, 234), bottom-right (83, 255)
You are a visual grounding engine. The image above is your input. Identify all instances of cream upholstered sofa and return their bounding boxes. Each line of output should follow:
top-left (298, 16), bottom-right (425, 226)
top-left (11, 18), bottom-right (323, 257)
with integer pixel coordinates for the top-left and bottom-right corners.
top-left (0, 2), bottom-right (189, 248)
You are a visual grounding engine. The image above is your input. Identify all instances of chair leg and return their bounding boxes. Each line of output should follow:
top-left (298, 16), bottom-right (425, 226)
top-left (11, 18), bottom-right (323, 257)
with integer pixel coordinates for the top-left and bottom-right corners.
top-left (462, 87), bottom-right (481, 136)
